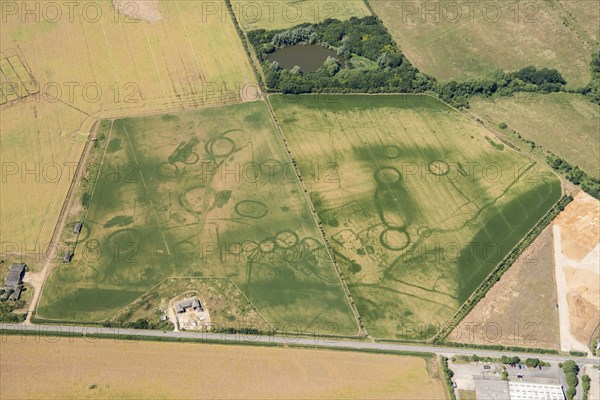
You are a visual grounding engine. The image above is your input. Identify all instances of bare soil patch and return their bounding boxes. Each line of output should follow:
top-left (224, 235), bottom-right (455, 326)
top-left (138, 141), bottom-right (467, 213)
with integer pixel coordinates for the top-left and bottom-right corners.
top-left (554, 192), bottom-right (600, 261)
top-left (112, 0), bottom-right (162, 22)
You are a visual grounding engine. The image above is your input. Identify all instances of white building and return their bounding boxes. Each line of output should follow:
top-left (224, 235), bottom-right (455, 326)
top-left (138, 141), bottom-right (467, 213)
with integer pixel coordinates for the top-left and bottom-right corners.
top-left (508, 382), bottom-right (565, 400)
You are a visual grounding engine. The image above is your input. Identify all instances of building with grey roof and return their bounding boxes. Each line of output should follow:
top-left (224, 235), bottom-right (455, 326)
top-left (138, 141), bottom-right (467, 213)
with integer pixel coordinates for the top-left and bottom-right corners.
top-left (4, 264), bottom-right (25, 290)
top-left (175, 297), bottom-right (203, 313)
top-left (475, 377), bottom-right (510, 400)
top-left (509, 381), bottom-right (564, 400)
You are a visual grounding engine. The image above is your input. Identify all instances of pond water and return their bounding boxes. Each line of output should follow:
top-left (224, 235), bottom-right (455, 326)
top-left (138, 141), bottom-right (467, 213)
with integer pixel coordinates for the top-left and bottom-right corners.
top-left (266, 44), bottom-right (346, 72)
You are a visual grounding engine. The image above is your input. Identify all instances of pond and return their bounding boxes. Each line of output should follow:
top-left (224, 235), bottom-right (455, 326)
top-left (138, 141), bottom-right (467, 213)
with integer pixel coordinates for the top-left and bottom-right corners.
top-left (266, 44), bottom-right (347, 72)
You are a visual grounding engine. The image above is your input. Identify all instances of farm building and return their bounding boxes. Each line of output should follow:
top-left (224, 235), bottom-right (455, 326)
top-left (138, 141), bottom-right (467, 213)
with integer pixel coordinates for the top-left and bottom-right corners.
top-left (63, 251), bottom-right (73, 263)
top-left (4, 264), bottom-right (26, 290)
top-left (8, 287), bottom-right (22, 301)
top-left (73, 222), bottom-right (83, 234)
top-left (175, 298), bottom-right (203, 313)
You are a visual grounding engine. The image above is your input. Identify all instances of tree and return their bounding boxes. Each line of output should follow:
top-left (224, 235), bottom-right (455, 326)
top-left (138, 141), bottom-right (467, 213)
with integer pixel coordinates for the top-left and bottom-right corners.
top-left (320, 57), bottom-right (342, 76)
top-left (525, 358), bottom-right (541, 368)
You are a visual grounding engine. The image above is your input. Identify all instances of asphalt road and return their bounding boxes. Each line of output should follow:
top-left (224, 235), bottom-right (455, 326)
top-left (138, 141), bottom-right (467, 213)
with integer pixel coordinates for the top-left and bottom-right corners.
top-left (1, 322), bottom-right (597, 367)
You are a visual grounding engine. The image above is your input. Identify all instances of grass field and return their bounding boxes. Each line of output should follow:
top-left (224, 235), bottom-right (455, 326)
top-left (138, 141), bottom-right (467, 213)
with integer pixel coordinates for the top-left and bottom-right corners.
top-left (0, 336), bottom-right (448, 400)
top-left (470, 93), bottom-right (600, 178)
top-left (369, 0), bottom-right (595, 87)
top-left (271, 94), bottom-right (562, 339)
top-left (36, 100), bottom-right (357, 335)
top-left (232, 0), bottom-right (371, 31)
top-left (0, 0), bottom-right (258, 258)
top-left (450, 226), bottom-right (560, 350)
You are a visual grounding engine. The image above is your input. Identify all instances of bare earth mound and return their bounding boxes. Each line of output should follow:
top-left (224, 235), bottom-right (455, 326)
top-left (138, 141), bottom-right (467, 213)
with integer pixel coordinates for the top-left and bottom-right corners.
top-left (0, 336), bottom-right (447, 400)
top-left (450, 226), bottom-right (560, 350)
top-left (553, 192), bottom-right (600, 352)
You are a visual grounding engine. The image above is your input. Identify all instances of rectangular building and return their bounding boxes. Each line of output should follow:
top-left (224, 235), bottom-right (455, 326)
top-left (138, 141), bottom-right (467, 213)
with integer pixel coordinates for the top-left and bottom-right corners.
top-left (509, 381), bottom-right (565, 400)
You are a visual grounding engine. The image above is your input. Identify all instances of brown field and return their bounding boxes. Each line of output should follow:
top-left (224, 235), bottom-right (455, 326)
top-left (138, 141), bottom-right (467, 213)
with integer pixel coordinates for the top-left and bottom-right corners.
top-left (470, 93), bottom-right (600, 178)
top-left (0, 336), bottom-right (448, 400)
top-left (450, 226), bottom-right (560, 350)
top-left (369, 0), bottom-right (595, 87)
top-left (555, 192), bottom-right (600, 261)
top-left (1, 0), bottom-right (257, 259)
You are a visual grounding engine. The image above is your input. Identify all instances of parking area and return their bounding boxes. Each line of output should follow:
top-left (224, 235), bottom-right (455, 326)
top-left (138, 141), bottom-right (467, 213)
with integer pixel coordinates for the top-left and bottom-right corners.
top-left (449, 359), bottom-right (567, 399)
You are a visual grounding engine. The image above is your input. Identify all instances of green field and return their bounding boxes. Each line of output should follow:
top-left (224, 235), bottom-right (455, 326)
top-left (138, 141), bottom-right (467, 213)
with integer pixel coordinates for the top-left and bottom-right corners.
top-left (470, 93), bottom-right (600, 178)
top-left (37, 101), bottom-right (357, 335)
top-left (369, 0), bottom-right (595, 87)
top-left (232, 0), bottom-right (371, 31)
top-left (271, 94), bottom-right (562, 339)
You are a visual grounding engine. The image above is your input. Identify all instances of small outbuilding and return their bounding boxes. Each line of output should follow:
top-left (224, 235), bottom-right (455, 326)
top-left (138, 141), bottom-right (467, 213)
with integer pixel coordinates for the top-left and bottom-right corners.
top-left (9, 287), bottom-right (22, 301)
top-left (73, 222), bottom-right (83, 234)
top-left (63, 251), bottom-right (73, 263)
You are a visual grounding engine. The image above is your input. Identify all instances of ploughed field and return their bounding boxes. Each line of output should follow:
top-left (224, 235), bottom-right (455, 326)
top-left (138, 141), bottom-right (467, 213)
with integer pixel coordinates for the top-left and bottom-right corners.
top-left (271, 94), bottom-right (561, 339)
top-left (37, 101), bottom-right (357, 335)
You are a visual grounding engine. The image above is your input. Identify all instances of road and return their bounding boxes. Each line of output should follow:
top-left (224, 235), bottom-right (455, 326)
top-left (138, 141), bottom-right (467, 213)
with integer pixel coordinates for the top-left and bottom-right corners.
top-left (1, 322), bottom-right (597, 367)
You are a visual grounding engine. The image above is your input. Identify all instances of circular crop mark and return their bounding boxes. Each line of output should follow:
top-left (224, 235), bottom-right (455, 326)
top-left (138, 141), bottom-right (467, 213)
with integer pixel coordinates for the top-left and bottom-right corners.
top-left (183, 152), bottom-right (200, 165)
top-left (301, 237), bottom-right (322, 252)
top-left (275, 230), bottom-right (299, 249)
top-left (380, 228), bottom-right (410, 251)
top-left (259, 238), bottom-right (276, 253)
top-left (375, 167), bottom-right (402, 185)
top-left (157, 162), bottom-right (179, 178)
top-left (428, 160), bottom-right (450, 176)
top-left (383, 145), bottom-right (401, 159)
top-left (205, 137), bottom-right (235, 157)
top-left (235, 200), bottom-right (268, 219)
